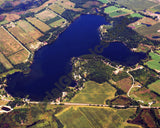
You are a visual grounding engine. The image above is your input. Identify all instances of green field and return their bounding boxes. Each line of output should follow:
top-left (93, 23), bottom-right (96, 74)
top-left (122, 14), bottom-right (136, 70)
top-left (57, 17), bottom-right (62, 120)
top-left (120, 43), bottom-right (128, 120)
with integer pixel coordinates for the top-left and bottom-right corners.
top-left (49, 3), bottom-right (66, 15)
top-left (148, 80), bottom-right (160, 95)
top-left (109, 10), bottom-right (127, 17)
top-left (129, 13), bottom-right (144, 18)
top-left (70, 81), bottom-right (116, 104)
top-left (146, 52), bottom-right (160, 71)
top-left (104, 6), bottom-right (120, 13)
top-left (104, 6), bottom-right (133, 17)
top-left (98, 0), bottom-right (108, 3)
top-left (108, 0), bottom-right (156, 11)
top-left (49, 18), bottom-right (66, 27)
top-left (56, 107), bottom-right (140, 128)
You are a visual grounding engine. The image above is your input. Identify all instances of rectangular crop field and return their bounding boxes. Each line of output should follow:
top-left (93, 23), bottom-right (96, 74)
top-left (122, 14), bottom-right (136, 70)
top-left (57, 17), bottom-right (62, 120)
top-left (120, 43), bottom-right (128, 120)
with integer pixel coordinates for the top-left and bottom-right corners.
top-left (104, 6), bottom-right (120, 13)
top-left (0, 27), bottom-right (24, 56)
top-left (129, 13), bottom-right (144, 18)
top-left (116, 77), bottom-right (132, 92)
top-left (8, 49), bottom-right (30, 65)
top-left (98, 0), bottom-right (108, 3)
top-left (8, 25), bottom-right (34, 45)
top-left (35, 9), bottom-right (57, 22)
top-left (70, 81), bottom-right (116, 104)
top-left (108, 0), bottom-right (156, 11)
top-left (55, 0), bottom-right (75, 9)
top-left (148, 80), bottom-right (160, 95)
top-left (17, 20), bottom-right (43, 40)
top-left (56, 107), bottom-right (139, 128)
top-left (0, 52), bottom-right (13, 69)
top-left (49, 3), bottom-right (66, 15)
top-left (109, 10), bottom-right (127, 17)
top-left (26, 17), bottom-right (51, 33)
top-left (49, 18), bottom-right (66, 27)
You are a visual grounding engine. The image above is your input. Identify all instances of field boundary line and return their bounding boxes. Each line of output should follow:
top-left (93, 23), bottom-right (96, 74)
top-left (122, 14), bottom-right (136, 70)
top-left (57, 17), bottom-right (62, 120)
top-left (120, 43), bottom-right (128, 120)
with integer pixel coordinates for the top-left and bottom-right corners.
top-left (79, 108), bottom-right (95, 128)
top-left (1, 26), bottom-right (31, 57)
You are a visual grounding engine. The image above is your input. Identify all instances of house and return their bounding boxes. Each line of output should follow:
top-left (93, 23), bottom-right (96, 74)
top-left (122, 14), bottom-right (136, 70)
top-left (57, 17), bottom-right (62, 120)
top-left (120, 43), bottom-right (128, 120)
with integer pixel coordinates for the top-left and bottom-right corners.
top-left (62, 92), bottom-right (68, 98)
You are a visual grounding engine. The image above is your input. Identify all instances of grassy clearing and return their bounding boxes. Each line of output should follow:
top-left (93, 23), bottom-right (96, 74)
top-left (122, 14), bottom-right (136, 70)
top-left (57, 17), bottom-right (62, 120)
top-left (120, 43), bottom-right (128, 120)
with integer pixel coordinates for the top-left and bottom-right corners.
top-left (26, 17), bottom-right (51, 33)
top-left (148, 80), bottom-right (160, 95)
top-left (146, 52), bottom-right (160, 71)
top-left (104, 6), bottom-right (120, 13)
top-left (0, 52), bottom-right (13, 69)
top-left (98, 0), bottom-right (108, 3)
top-left (109, 10), bottom-right (127, 17)
top-left (56, 106), bottom-right (139, 128)
top-left (129, 13), bottom-right (144, 18)
top-left (70, 81), bottom-right (116, 104)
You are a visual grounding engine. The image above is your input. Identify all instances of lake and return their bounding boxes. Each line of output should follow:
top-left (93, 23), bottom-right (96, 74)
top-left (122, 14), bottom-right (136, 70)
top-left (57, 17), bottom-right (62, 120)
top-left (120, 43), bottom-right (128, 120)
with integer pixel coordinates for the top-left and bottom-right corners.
top-left (6, 15), bottom-right (146, 101)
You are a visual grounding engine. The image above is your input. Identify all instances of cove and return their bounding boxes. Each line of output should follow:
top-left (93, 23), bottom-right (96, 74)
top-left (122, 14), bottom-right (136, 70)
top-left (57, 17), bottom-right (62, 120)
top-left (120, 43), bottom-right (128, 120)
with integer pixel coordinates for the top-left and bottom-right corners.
top-left (6, 15), bottom-right (146, 101)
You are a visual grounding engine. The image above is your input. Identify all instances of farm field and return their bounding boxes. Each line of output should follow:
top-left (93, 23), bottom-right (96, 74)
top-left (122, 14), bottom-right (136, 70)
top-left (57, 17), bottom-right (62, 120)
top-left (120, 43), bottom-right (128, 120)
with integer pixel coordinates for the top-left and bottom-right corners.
top-left (35, 9), bottom-right (57, 22)
top-left (129, 13), bottom-right (144, 18)
top-left (148, 80), bottom-right (160, 95)
top-left (70, 81), bottom-right (116, 104)
top-left (146, 52), bottom-right (160, 71)
top-left (82, 1), bottom-right (100, 8)
top-left (0, 27), bottom-right (24, 56)
top-left (49, 18), bottom-right (66, 27)
top-left (49, 3), bottom-right (66, 15)
top-left (56, 107), bottom-right (141, 128)
top-left (0, 52), bottom-right (13, 69)
top-left (8, 49), bottom-right (30, 65)
top-left (104, 6), bottom-right (120, 13)
top-left (17, 20), bottom-right (43, 40)
top-left (108, 0), bottom-right (156, 11)
top-left (54, 0), bottom-right (75, 10)
top-left (98, 0), bottom-right (108, 3)
top-left (104, 6), bottom-right (133, 17)
top-left (8, 25), bottom-right (34, 45)
top-left (109, 10), bottom-right (127, 17)
top-left (26, 17), bottom-right (51, 33)
top-left (116, 77), bottom-right (132, 93)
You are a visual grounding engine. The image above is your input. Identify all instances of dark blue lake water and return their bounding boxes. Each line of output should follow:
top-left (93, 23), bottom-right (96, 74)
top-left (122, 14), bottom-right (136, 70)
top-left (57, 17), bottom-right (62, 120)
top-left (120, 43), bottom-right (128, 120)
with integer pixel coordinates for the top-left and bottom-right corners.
top-left (6, 15), bottom-right (146, 101)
